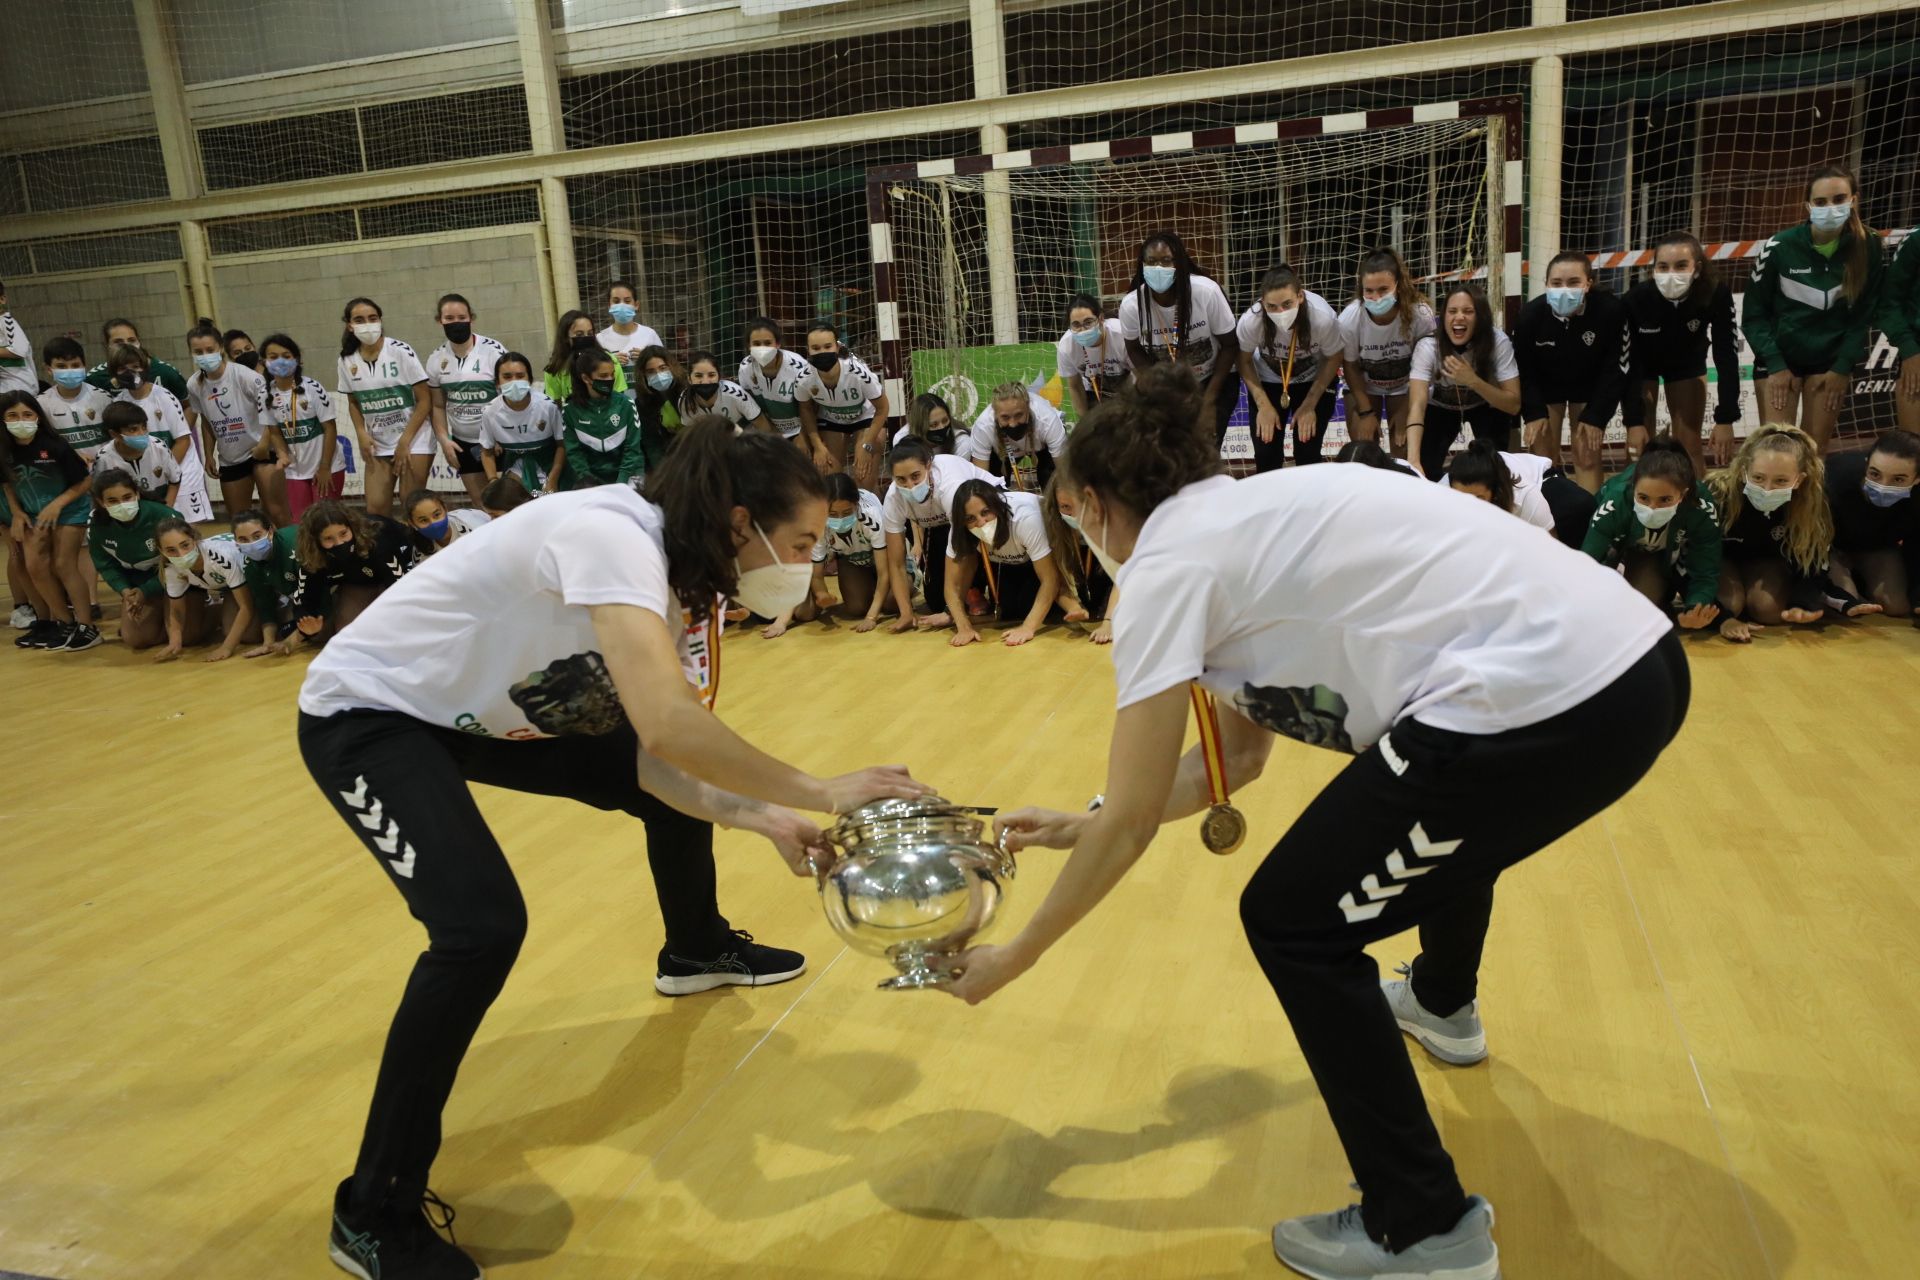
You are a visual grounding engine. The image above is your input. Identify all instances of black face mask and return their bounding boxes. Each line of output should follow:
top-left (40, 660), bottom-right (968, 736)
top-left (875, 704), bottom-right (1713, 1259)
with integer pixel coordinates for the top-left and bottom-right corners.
top-left (690, 382), bottom-right (718, 399)
top-left (232, 351), bottom-right (260, 370)
top-left (927, 429), bottom-right (952, 450)
top-left (324, 543), bottom-right (358, 567)
top-left (114, 369), bottom-right (144, 390)
top-left (443, 322), bottom-right (472, 344)
top-left (808, 352), bottom-right (839, 373)
top-left (571, 334), bottom-right (599, 351)
top-left (1001, 419), bottom-right (1031, 438)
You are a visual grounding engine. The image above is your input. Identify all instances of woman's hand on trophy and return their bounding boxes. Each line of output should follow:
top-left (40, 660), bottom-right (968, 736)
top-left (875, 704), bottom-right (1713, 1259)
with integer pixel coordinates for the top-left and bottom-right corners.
top-left (757, 807), bottom-right (834, 877)
top-left (822, 766), bottom-right (935, 815)
top-left (941, 942), bottom-right (1034, 1005)
top-left (995, 807), bottom-right (1088, 853)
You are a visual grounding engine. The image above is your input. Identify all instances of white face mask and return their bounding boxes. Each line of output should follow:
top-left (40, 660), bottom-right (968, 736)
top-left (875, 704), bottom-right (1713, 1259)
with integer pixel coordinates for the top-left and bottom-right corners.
top-left (1653, 271), bottom-right (1692, 301)
top-left (1266, 307), bottom-right (1297, 332)
top-left (1634, 501), bottom-right (1678, 529)
top-left (5, 420), bottom-right (36, 442)
top-left (971, 519), bottom-right (998, 544)
top-left (1080, 499), bottom-right (1125, 578)
top-left (732, 521), bottom-right (812, 617)
top-left (750, 344), bottom-right (778, 364)
top-left (352, 322), bottom-right (383, 345)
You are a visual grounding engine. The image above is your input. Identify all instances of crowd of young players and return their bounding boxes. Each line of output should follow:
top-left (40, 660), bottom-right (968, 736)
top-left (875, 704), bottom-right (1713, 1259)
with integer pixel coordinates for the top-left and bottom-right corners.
top-left (1, 162), bottom-right (1916, 657)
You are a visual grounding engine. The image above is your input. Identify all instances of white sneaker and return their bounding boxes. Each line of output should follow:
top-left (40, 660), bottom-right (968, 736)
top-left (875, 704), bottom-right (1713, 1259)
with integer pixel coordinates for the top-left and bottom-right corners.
top-left (8, 605), bottom-right (34, 629)
top-left (1273, 1195), bottom-right (1499, 1280)
top-left (1381, 963), bottom-right (1487, 1065)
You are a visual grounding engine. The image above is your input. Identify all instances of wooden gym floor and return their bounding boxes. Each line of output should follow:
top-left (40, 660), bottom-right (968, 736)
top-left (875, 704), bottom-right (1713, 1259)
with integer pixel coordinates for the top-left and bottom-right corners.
top-left (2, 606), bottom-right (1917, 1278)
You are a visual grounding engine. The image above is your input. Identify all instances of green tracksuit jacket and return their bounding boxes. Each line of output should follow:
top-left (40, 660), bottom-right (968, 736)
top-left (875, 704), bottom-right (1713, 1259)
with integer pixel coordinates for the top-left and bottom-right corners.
top-left (88, 498), bottom-right (182, 596)
top-left (1742, 222), bottom-right (1886, 377)
top-left (1580, 471), bottom-right (1723, 609)
top-left (1877, 232), bottom-right (1919, 365)
top-left (561, 395), bottom-right (646, 487)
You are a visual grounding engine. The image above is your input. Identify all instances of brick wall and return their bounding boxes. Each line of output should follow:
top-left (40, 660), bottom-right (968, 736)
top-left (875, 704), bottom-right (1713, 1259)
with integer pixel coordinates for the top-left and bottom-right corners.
top-left (7, 266), bottom-right (190, 370)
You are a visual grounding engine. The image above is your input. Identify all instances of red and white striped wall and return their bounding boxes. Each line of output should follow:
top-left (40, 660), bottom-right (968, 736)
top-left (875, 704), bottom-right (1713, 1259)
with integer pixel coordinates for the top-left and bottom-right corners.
top-left (866, 96), bottom-right (1527, 414)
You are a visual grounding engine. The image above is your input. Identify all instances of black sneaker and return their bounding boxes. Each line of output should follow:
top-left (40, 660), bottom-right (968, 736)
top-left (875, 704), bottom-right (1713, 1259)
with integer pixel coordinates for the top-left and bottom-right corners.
top-left (328, 1178), bottom-right (482, 1280)
top-left (15, 619), bottom-right (66, 649)
top-left (53, 623), bottom-right (102, 652)
top-left (655, 929), bottom-right (806, 996)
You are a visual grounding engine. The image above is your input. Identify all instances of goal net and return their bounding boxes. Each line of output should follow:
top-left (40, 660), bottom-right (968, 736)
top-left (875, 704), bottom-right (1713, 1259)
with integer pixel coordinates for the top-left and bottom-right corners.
top-left (871, 102), bottom-right (1517, 459)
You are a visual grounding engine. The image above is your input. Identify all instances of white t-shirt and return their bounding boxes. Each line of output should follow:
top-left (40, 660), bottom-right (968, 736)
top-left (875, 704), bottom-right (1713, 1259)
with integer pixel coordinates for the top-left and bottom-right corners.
top-left (1234, 290), bottom-right (1344, 386)
top-left (92, 438), bottom-right (181, 501)
top-left (946, 489), bottom-right (1051, 566)
top-left (813, 488), bottom-right (889, 566)
top-left (1055, 319), bottom-right (1132, 393)
top-left (300, 486), bottom-right (720, 734)
top-left (336, 339), bottom-right (431, 456)
top-left (1111, 468), bottom-right (1669, 751)
top-left (0, 313), bottom-right (34, 395)
top-left (964, 393), bottom-right (1067, 492)
top-left (480, 390), bottom-right (564, 487)
top-left (880, 453), bottom-right (1003, 535)
top-left (264, 376), bottom-right (346, 480)
top-left (678, 380), bottom-right (763, 430)
top-left (1117, 275), bottom-right (1238, 379)
top-left (427, 335), bottom-right (506, 443)
top-left (114, 386), bottom-right (212, 522)
top-left (797, 354), bottom-right (884, 429)
top-left (38, 384), bottom-right (115, 460)
top-left (890, 423), bottom-right (968, 456)
top-left (1443, 450), bottom-right (1555, 533)
top-left (1340, 299), bottom-right (1437, 395)
top-left (737, 349), bottom-right (814, 439)
top-left (597, 322), bottom-right (665, 369)
top-left (187, 360), bottom-right (271, 466)
top-left (163, 533), bottom-right (248, 598)
top-left (1410, 331), bottom-right (1521, 412)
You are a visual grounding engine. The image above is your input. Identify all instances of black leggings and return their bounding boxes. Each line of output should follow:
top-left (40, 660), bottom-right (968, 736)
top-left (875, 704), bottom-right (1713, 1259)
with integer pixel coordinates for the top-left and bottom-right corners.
top-left (988, 557), bottom-right (1041, 623)
top-left (1541, 473), bottom-right (1597, 550)
top-left (1202, 366), bottom-right (1246, 454)
top-left (1418, 403), bottom-right (1516, 480)
top-left (297, 709), bottom-right (732, 1211)
top-left (1254, 380), bottom-right (1342, 471)
top-left (921, 522), bottom-right (952, 615)
top-left (1238, 632), bottom-right (1688, 1249)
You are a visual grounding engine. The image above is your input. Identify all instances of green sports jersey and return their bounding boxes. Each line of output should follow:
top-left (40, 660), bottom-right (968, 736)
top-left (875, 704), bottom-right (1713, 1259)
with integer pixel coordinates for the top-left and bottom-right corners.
top-left (88, 498), bottom-right (181, 595)
top-left (561, 395), bottom-right (645, 487)
top-left (1581, 472), bottom-right (1723, 608)
top-left (1743, 222), bottom-right (1886, 375)
top-left (1878, 232), bottom-right (1919, 364)
top-left (85, 356), bottom-right (191, 403)
top-left (246, 526), bottom-right (302, 617)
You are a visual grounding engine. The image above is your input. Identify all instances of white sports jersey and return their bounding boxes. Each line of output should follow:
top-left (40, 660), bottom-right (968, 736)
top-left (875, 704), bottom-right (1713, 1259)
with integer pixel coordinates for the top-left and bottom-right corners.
top-left (187, 360), bottom-right (270, 465)
top-left (1234, 290), bottom-right (1344, 386)
top-left (946, 489), bottom-right (1051, 566)
top-left (1339, 299), bottom-right (1437, 396)
top-left (813, 488), bottom-right (889, 566)
top-left (964, 393), bottom-right (1067, 493)
top-left (336, 338), bottom-right (431, 456)
top-left (678, 380), bottom-right (763, 429)
top-left (0, 313), bottom-right (33, 395)
top-left (163, 533), bottom-right (248, 598)
top-left (1117, 274), bottom-right (1237, 379)
top-left (300, 486), bottom-right (718, 733)
top-left (264, 376), bottom-right (346, 481)
top-left (597, 322), bottom-right (665, 367)
top-left (880, 453), bottom-right (1003, 534)
top-left (37, 384), bottom-right (114, 460)
top-left (114, 385), bottom-right (213, 522)
top-left (1112, 468), bottom-right (1668, 750)
top-left (427, 335), bottom-right (506, 443)
top-left (1055, 318), bottom-right (1132, 395)
top-left (1444, 450), bottom-right (1555, 533)
top-left (796, 354), bottom-right (884, 429)
top-left (737, 348), bottom-right (814, 439)
top-left (1411, 331), bottom-right (1521, 411)
top-left (92, 438), bottom-right (181, 502)
top-left (480, 390), bottom-right (564, 489)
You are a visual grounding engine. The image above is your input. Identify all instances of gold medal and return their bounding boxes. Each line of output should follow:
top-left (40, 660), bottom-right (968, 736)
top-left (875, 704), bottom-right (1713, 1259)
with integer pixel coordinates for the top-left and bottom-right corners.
top-left (1201, 802), bottom-right (1246, 856)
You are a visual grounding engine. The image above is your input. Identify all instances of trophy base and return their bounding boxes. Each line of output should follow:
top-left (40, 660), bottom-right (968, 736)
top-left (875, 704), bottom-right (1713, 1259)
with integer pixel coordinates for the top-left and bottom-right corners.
top-left (877, 947), bottom-right (960, 990)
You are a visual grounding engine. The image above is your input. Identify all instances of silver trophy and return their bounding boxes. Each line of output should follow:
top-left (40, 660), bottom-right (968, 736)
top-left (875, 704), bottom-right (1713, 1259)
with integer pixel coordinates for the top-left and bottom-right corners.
top-left (816, 796), bottom-right (1018, 990)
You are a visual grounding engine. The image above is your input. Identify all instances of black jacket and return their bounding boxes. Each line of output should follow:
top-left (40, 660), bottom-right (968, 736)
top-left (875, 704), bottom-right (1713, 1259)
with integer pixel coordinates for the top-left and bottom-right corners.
top-left (1620, 279), bottom-right (1742, 428)
top-left (1512, 291), bottom-right (1628, 428)
top-left (291, 514), bottom-right (420, 618)
top-left (1824, 450), bottom-right (1916, 554)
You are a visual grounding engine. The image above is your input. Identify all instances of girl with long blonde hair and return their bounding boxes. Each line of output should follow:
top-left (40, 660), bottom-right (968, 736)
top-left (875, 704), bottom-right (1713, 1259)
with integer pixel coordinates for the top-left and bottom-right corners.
top-left (1705, 423), bottom-right (1833, 641)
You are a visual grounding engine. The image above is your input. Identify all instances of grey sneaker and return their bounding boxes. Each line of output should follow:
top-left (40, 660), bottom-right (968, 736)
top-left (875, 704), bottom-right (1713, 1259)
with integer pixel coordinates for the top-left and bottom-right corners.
top-left (1382, 963), bottom-right (1487, 1065)
top-left (1272, 1195), bottom-right (1499, 1280)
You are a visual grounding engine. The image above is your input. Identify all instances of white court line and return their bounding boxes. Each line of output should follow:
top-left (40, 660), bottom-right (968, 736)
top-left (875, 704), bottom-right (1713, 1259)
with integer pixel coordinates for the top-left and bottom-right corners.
top-left (1599, 810), bottom-right (1778, 1280)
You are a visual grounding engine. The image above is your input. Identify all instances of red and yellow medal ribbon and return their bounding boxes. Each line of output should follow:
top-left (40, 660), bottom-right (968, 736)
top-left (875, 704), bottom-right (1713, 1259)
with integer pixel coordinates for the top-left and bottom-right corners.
top-left (1190, 682), bottom-right (1230, 810)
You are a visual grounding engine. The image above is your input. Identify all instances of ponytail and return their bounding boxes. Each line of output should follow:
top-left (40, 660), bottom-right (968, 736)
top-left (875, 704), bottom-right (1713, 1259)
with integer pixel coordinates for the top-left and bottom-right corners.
top-left (1631, 435), bottom-right (1697, 499)
top-left (1357, 247), bottom-right (1427, 341)
top-left (1447, 438), bottom-right (1517, 513)
top-left (643, 413), bottom-right (829, 621)
top-left (1059, 362), bottom-right (1222, 519)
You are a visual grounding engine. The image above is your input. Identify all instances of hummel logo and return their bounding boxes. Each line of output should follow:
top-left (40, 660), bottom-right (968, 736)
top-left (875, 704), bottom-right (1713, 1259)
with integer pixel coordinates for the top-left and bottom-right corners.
top-left (338, 774), bottom-right (417, 879)
top-left (1786, 267), bottom-right (1813, 275)
top-left (1338, 822), bottom-right (1462, 923)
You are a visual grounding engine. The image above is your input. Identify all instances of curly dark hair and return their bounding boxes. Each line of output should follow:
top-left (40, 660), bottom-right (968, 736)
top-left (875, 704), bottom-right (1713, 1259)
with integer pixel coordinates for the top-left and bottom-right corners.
top-left (1057, 362), bottom-right (1223, 519)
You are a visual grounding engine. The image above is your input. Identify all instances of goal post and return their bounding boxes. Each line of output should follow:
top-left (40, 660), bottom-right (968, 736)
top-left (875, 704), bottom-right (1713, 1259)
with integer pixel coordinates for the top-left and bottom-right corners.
top-left (867, 97), bottom-right (1524, 436)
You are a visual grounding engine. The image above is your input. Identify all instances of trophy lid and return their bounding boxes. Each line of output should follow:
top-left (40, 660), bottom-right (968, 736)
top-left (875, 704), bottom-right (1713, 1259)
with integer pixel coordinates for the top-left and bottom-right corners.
top-left (827, 795), bottom-right (988, 849)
